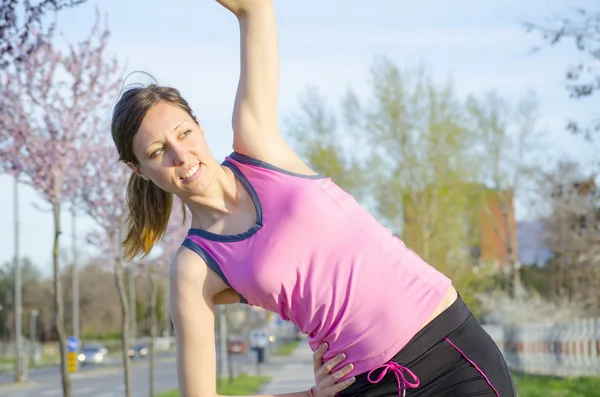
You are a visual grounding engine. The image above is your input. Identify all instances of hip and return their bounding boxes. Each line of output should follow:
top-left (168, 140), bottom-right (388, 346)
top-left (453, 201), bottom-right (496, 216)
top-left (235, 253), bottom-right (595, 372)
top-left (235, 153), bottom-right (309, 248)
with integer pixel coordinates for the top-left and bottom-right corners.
top-left (339, 294), bottom-right (516, 397)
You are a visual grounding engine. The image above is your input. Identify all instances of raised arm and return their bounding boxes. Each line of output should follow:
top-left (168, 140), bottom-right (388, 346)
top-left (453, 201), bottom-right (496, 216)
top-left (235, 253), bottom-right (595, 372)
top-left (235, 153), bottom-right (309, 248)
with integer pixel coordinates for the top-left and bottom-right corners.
top-left (216, 0), bottom-right (282, 159)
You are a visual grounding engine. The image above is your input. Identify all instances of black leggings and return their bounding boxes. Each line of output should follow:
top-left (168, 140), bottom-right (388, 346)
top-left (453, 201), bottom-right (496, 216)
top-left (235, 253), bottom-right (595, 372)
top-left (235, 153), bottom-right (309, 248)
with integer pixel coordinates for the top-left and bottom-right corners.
top-left (339, 295), bottom-right (516, 397)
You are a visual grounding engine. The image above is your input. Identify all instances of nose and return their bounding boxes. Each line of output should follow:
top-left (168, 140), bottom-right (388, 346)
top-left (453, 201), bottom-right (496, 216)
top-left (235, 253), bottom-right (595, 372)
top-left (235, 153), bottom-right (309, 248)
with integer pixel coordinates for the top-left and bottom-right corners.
top-left (170, 141), bottom-right (187, 166)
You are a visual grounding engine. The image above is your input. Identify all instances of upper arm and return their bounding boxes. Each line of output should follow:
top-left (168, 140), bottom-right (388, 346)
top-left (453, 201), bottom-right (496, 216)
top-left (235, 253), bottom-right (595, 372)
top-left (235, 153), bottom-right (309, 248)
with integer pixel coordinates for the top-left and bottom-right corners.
top-left (228, 2), bottom-right (317, 174)
top-left (169, 247), bottom-right (229, 397)
top-left (231, 1), bottom-right (284, 160)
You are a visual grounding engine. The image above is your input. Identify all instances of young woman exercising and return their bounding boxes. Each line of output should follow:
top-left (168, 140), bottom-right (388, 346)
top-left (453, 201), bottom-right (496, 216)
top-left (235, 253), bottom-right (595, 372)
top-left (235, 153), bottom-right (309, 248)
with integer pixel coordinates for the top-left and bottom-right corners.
top-left (110, 1), bottom-right (516, 396)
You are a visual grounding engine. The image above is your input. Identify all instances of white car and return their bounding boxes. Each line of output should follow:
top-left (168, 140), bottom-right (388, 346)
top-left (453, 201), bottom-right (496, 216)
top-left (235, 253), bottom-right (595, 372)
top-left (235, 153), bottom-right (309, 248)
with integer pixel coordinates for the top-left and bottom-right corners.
top-left (78, 344), bottom-right (108, 365)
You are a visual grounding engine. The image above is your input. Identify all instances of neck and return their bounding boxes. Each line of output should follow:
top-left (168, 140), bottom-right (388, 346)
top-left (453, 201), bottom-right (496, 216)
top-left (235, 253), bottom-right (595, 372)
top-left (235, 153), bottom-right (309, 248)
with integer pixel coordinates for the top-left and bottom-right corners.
top-left (183, 165), bottom-right (241, 230)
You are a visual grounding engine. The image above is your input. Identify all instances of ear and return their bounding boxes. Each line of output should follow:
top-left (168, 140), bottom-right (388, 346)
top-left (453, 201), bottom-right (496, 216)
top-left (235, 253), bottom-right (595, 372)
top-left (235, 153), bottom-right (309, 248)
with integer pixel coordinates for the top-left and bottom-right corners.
top-left (127, 162), bottom-right (150, 181)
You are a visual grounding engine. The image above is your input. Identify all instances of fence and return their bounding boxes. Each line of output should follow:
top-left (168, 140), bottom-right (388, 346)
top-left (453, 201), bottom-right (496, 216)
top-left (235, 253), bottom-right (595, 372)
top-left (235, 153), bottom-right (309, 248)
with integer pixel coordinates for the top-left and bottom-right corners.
top-left (483, 318), bottom-right (600, 377)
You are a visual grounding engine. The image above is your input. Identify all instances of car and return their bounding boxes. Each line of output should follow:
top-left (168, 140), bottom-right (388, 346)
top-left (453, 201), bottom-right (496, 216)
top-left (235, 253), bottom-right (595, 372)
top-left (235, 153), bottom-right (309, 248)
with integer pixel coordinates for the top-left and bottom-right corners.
top-left (227, 337), bottom-right (248, 354)
top-left (78, 344), bottom-right (108, 365)
top-left (128, 343), bottom-right (149, 359)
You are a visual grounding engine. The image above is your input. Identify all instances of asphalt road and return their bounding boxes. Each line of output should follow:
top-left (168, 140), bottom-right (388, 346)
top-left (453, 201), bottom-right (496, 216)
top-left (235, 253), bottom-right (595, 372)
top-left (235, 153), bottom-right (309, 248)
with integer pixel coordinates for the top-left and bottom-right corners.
top-left (0, 353), bottom-right (254, 397)
top-left (0, 355), bottom-right (178, 397)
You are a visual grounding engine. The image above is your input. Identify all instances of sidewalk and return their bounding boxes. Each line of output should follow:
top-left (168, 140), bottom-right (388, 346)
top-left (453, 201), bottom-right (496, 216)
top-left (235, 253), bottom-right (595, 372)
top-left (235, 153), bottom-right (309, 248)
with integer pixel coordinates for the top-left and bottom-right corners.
top-left (259, 341), bottom-right (315, 395)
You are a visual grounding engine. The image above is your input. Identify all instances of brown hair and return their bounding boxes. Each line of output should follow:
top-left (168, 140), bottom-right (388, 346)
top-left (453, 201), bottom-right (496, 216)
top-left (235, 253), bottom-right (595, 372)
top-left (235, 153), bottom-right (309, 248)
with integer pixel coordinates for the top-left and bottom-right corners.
top-left (112, 80), bottom-right (193, 261)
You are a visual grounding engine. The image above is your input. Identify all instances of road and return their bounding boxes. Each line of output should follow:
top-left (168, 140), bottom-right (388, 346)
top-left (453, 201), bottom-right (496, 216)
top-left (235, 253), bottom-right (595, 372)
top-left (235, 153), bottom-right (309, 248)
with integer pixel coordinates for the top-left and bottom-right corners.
top-left (0, 355), bottom-right (177, 397)
top-left (0, 353), bottom-right (254, 397)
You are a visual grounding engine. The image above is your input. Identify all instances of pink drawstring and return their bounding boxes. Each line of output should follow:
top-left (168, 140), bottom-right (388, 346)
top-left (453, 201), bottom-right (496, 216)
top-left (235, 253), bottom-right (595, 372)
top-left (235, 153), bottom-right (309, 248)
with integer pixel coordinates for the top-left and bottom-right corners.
top-left (367, 362), bottom-right (420, 397)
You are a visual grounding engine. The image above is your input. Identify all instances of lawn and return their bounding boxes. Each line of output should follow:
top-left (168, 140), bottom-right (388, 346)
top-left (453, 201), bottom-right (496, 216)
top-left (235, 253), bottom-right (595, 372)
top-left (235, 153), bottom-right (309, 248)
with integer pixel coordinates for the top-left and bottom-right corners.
top-left (157, 374), bottom-right (271, 397)
top-left (514, 373), bottom-right (600, 397)
top-left (272, 340), bottom-right (300, 356)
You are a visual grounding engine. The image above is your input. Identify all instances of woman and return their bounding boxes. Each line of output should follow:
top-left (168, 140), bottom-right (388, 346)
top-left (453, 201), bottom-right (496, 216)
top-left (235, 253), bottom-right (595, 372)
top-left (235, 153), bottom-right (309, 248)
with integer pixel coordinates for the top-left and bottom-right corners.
top-left (111, 1), bottom-right (516, 396)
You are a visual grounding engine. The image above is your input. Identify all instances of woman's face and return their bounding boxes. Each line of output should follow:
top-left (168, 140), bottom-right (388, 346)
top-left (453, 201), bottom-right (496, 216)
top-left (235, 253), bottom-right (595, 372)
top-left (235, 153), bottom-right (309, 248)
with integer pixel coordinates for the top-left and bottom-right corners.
top-left (130, 101), bottom-right (219, 197)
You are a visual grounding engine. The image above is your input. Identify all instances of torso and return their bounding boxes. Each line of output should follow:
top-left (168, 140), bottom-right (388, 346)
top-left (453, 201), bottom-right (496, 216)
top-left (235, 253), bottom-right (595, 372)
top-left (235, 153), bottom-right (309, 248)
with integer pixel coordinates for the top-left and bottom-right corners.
top-left (184, 152), bottom-right (455, 379)
top-left (203, 151), bottom-right (459, 329)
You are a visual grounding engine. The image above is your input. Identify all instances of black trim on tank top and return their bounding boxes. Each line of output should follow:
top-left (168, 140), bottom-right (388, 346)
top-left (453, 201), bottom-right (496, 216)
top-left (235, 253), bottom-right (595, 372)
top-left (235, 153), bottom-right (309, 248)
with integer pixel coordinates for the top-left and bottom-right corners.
top-left (181, 239), bottom-right (248, 304)
top-left (229, 151), bottom-right (327, 179)
top-left (187, 160), bottom-right (263, 242)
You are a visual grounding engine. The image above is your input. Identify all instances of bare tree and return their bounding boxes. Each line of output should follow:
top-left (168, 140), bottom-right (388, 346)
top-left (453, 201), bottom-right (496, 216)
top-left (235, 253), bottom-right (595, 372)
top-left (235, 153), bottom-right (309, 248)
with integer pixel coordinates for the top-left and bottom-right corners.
top-left (467, 90), bottom-right (544, 297)
top-left (73, 143), bottom-right (134, 397)
top-left (540, 161), bottom-right (600, 313)
top-left (525, 7), bottom-right (600, 139)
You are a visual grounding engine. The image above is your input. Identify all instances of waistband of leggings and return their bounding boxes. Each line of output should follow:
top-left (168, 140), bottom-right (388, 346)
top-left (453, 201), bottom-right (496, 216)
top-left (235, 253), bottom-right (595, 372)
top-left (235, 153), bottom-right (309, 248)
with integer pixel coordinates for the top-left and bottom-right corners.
top-left (389, 293), bottom-right (471, 365)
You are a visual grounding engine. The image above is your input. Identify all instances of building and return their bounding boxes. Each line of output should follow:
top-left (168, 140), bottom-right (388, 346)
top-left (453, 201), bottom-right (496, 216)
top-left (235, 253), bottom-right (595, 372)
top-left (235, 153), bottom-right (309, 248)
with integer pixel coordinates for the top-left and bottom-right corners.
top-left (402, 185), bottom-right (518, 269)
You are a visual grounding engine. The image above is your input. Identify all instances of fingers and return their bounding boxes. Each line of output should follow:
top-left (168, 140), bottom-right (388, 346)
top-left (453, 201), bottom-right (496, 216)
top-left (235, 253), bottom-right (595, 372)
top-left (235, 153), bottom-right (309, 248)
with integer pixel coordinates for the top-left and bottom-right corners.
top-left (330, 363), bottom-right (354, 383)
top-left (313, 343), bottom-right (328, 372)
top-left (332, 376), bottom-right (356, 394)
top-left (320, 352), bottom-right (347, 375)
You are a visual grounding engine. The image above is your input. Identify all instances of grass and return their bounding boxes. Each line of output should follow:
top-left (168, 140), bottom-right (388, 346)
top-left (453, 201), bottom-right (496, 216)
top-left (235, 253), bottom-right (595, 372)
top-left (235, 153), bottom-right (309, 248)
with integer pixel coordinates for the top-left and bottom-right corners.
top-left (272, 340), bottom-right (300, 356)
top-left (0, 356), bottom-right (59, 373)
top-left (157, 374), bottom-right (271, 397)
top-left (514, 373), bottom-right (600, 397)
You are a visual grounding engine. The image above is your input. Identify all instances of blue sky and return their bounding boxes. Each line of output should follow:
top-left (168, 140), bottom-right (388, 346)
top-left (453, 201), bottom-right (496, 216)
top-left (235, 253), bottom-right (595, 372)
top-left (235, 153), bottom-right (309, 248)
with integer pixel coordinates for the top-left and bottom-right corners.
top-left (1, 0), bottom-right (597, 273)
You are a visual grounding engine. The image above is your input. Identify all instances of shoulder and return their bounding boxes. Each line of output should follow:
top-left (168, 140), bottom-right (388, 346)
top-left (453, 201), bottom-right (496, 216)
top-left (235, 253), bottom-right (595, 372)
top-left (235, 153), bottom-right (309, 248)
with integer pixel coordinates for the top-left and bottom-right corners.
top-left (170, 245), bottom-right (229, 300)
top-left (233, 139), bottom-right (319, 177)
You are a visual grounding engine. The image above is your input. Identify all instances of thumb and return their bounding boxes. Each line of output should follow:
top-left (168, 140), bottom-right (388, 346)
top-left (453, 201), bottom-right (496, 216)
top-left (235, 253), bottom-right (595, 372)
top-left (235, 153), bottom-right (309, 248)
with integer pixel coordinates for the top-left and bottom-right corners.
top-left (313, 343), bottom-right (327, 372)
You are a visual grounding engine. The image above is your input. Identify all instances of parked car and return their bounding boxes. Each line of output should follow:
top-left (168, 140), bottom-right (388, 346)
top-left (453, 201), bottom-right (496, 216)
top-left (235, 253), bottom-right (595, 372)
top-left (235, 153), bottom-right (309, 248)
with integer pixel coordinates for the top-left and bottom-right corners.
top-left (78, 344), bottom-right (108, 365)
top-left (227, 337), bottom-right (248, 354)
top-left (128, 343), bottom-right (149, 359)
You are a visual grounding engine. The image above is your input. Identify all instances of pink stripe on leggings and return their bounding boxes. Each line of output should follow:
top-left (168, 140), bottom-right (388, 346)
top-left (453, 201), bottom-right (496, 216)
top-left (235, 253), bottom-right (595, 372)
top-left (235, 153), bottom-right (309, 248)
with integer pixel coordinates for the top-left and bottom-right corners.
top-left (444, 337), bottom-right (500, 397)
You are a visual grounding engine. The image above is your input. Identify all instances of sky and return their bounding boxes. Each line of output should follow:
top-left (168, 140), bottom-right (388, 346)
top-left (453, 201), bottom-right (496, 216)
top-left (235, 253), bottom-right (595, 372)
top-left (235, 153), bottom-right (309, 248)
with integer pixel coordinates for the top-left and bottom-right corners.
top-left (1, 0), bottom-right (598, 274)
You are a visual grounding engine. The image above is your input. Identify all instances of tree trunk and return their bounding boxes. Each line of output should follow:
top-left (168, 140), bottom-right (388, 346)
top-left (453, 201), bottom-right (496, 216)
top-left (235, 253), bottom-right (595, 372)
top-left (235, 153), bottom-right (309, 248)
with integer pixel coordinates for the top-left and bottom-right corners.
top-left (53, 202), bottom-right (70, 397)
top-left (149, 274), bottom-right (157, 397)
top-left (114, 256), bottom-right (132, 397)
top-left (500, 196), bottom-right (521, 297)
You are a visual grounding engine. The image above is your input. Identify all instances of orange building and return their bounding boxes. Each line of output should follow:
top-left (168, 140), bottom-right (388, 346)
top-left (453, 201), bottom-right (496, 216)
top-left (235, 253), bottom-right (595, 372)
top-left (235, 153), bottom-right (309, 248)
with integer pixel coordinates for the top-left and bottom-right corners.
top-left (401, 186), bottom-right (518, 268)
top-left (478, 189), bottom-right (519, 268)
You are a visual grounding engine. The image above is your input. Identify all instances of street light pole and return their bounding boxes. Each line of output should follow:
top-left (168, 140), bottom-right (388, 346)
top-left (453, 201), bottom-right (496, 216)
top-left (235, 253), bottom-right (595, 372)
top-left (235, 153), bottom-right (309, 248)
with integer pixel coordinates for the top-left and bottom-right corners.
top-left (72, 210), bottom-right (79, 341)
top-left (13, 176), bottom-right (25, 382)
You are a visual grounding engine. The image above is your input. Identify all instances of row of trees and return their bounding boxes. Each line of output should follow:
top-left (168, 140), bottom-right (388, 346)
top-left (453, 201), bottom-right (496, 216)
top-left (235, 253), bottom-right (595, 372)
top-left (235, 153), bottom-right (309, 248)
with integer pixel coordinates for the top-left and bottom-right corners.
top-left (284, 57), bottom-right (599, 321)
top-left (0, 2), bottom-right (191, 397)
top-left (0, 256), bottom-right (169, 343)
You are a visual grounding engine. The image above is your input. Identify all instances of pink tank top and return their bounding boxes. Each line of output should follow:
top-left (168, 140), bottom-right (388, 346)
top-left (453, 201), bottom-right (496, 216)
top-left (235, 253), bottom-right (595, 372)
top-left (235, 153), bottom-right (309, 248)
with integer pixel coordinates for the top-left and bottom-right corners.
top-left (183, 152), bottom-right (451, 379)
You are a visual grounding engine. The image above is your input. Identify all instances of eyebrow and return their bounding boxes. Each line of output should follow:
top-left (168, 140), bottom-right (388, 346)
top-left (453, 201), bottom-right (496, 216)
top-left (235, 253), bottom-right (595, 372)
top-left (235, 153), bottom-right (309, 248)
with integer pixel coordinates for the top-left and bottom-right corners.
top-left (145, 120), bottom-right (189, 150)
top-left (172, 120), bottom-right (187, 131)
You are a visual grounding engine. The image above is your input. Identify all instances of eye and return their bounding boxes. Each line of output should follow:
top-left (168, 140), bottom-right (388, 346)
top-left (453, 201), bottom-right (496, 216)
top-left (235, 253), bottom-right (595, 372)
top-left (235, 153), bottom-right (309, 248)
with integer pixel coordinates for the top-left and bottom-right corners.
top-left (179, 129), bottom-right (192, 139)
top-left (150, 147), bottom-right (165, 158)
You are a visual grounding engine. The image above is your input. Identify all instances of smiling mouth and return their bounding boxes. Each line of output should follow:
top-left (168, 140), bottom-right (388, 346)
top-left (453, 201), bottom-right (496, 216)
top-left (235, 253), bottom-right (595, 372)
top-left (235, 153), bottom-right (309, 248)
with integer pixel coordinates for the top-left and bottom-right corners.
top-left (180, 164), bottom-right (200, 179)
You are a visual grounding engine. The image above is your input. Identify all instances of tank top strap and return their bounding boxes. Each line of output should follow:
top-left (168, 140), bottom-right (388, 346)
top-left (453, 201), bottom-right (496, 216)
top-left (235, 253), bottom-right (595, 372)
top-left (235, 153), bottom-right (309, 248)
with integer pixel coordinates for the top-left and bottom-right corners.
top-left (225, 152), bottom-right (327, 180)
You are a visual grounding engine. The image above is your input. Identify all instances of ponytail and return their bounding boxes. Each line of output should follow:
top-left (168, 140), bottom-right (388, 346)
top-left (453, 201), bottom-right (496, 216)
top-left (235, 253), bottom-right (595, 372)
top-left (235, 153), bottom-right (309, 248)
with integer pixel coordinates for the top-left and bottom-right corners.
top-left (123, 172), bottom-right (173, 261)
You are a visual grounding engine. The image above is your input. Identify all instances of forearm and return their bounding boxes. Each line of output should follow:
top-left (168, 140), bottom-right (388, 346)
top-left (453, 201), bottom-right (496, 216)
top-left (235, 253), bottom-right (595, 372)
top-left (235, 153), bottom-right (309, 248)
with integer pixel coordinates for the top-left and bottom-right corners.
top-left (233, 1), bottom-right (279, 134)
